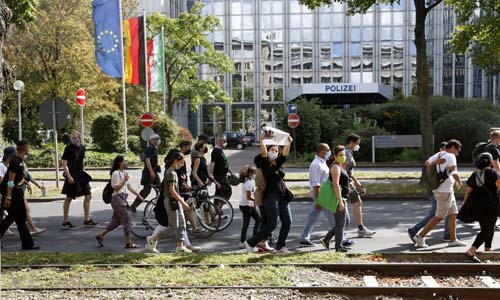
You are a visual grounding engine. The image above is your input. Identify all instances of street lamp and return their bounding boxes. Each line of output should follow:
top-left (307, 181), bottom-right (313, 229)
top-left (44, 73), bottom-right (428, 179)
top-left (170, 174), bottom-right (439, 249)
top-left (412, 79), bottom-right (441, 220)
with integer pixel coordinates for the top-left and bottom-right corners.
top-left (13, 80), bottom-right (24, 141)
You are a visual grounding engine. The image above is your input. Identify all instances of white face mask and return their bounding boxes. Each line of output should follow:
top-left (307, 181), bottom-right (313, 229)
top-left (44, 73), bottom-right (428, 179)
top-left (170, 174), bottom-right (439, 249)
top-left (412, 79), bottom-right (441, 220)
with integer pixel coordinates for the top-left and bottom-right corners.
top-left (268, 151), bottom-right (279, 161)
top-left (222, 142), bottom-right (227, 148)
top-left (353, 145), bottom-right (360, 152)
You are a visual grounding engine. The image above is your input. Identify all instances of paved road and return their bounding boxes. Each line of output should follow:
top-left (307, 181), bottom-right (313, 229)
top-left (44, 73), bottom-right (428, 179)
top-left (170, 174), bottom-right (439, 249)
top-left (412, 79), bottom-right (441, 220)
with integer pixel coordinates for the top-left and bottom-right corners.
top-left (3, 147), bottom-right (495, 253)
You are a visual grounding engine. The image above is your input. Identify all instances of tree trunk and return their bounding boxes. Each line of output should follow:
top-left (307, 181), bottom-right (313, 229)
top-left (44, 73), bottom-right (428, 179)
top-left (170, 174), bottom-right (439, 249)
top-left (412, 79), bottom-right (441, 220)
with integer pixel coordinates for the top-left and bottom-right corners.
top-left (0, 1), bottom-right (12, 123)
top-left (414, 0), bottom-right (433, 161)
top-left (166, 73), bottom-right (173, 116)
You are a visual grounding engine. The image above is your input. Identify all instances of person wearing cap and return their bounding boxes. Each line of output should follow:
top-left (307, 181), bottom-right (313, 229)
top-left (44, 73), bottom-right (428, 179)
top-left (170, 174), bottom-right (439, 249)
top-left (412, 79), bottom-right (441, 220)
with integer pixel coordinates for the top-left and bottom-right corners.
top-left (130, 133), bottom-right (162, 211)
top-left (61, 131), bottom-right (97, 229)
top-left (0, 140), bottom-right (39, 250)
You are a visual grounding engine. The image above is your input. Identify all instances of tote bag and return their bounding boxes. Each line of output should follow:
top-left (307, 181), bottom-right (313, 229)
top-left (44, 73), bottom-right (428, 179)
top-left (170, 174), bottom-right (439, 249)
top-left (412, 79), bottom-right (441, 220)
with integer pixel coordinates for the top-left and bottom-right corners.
top-left (316, 180), bottom-right (339, 212)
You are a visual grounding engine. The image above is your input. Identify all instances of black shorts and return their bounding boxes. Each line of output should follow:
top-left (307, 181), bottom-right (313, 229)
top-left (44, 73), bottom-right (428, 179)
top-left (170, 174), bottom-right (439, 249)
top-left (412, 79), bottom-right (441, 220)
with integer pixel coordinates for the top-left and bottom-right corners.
top-left (62, 178), bottom-right (91, 199)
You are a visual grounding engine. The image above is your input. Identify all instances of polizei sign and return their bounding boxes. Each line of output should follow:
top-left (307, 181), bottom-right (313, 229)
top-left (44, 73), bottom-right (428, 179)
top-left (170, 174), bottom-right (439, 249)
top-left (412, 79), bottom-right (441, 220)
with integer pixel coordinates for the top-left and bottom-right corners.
top-left (325, 84), bottom-right (357, 92)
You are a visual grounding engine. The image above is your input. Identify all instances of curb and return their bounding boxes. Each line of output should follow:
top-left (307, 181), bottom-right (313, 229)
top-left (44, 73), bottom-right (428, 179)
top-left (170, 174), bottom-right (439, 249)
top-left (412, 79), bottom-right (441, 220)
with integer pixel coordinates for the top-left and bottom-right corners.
top-left (292, 195), bottom-right (465, 202)
top-left (27, 188), bottom-right (102, 203)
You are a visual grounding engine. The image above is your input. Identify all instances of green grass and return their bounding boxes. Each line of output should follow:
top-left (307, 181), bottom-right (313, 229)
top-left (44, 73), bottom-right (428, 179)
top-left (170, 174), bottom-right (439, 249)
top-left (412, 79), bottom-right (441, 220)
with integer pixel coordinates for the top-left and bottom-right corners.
top-left (29, 170), bottom-right (111, 181)
top-left (290, 182), bottom-right (465, 197)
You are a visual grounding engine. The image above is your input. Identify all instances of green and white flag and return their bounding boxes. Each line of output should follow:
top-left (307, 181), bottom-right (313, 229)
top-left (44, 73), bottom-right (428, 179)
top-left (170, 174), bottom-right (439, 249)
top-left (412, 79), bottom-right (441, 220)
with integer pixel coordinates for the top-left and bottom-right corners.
top-left (147, 32), bottom-right (164, 92)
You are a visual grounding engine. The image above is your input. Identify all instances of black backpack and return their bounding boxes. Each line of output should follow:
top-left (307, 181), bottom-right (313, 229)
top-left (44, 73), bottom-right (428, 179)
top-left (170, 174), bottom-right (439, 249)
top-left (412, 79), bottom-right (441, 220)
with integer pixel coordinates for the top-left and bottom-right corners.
top-left (153, 183), bottom-right (169, 227)
top-left (472, 142), bottom-right (489, 163)
top-left (102, 180), bottom-right (113, 204)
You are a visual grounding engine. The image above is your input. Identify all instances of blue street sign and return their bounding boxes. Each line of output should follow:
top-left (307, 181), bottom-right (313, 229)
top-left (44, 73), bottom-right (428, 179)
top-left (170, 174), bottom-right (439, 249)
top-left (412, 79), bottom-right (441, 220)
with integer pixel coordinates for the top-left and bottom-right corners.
top-left (288, 104), bottom-right (297, 114)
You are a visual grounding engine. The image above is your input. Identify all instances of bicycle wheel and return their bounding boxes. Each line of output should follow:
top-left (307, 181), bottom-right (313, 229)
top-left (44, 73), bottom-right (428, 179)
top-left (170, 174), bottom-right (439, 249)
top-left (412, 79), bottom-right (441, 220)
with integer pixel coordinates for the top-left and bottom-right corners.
top-left (130, 198), bottom-right (157, 239)
top-left (210, 195), bottom-right (234, 231)
top-left (189, 199), bottom-right (221, 238)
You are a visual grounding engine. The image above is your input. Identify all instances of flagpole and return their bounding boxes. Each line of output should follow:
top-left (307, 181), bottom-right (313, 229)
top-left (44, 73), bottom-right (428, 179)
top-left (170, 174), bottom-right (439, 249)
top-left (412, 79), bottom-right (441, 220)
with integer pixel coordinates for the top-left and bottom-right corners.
top-left (143, 9), bottom-right (150, 112)
top-left (161, 26), bottom-right (166, 114)
top-left (118, 0), bottom-right (128, 150)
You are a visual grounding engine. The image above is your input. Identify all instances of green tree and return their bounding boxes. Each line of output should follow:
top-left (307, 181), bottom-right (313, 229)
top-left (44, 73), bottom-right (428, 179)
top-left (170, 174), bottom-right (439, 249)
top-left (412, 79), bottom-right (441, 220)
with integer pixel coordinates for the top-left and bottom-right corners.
top-left (448, 0), bottom-right (500, 75)
top-left (300, 0), bottom-right (443, 160)
top-left (147, 2), bottom-right (234, 116)
top-left (5, 0), bottom-right (38, 29)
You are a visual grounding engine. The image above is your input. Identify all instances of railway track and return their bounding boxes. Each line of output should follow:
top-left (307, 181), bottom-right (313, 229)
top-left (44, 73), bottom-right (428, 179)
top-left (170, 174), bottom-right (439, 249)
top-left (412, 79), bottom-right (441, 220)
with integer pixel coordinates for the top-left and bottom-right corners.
top-left (3, 262), bottom-right (500, 299)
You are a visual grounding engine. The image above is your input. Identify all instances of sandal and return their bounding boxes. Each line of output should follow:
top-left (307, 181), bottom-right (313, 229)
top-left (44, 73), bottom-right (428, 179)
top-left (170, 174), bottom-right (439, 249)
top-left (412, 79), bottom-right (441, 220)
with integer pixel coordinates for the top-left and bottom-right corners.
top-left (95, 234), bottom-right (104, 247)
top-left (125, 243), bottom-right (139, 249)
top-left (465, 252), bottom-right (481, 263)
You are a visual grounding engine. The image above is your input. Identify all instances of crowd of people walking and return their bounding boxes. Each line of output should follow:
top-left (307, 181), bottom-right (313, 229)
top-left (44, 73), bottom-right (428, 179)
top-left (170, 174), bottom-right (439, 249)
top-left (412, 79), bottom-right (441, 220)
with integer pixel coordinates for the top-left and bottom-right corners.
top-left (1, 128), bottom-right (500, 260)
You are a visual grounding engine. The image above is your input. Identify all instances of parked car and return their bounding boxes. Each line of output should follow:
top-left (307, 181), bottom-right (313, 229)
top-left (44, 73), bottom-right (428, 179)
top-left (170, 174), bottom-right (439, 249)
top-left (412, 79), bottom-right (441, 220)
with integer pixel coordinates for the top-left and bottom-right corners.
top-left (209, 132), bottom-right (248, 149)
top-left (245, 132), bottom-right (256, 146)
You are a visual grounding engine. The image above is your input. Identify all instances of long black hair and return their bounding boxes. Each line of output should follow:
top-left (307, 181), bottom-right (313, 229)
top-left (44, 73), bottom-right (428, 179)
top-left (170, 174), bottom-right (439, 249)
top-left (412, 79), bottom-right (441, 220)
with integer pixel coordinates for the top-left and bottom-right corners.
top-left (165, 151), bottom-right (184, 169)
top-left (110, 155), bottom-right (125, 175)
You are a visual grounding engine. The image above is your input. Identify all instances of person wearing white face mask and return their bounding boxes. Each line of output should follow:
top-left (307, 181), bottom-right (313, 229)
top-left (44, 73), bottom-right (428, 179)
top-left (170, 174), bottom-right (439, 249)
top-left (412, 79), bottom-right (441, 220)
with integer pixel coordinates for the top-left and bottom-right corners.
top-left (345, 134), bottom-right (376, 238)
top-left (299, 143), bottom-right (336, 246)
top-left (238, 165), bottom-right (261, 248)
top-left (243, 132), bottom-right (293, 254)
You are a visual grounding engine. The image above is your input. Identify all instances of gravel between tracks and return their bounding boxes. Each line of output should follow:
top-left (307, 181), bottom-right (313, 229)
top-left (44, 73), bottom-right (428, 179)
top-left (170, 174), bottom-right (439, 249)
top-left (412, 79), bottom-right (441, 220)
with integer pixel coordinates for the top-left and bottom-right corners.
top-left (1, 289), bottom-right (424, 300)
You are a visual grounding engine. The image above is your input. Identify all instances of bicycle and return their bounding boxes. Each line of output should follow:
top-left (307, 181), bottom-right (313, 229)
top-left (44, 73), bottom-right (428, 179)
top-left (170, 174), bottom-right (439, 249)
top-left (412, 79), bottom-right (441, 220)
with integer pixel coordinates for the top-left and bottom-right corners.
top-left (130, 184), bottom-right (222, 239)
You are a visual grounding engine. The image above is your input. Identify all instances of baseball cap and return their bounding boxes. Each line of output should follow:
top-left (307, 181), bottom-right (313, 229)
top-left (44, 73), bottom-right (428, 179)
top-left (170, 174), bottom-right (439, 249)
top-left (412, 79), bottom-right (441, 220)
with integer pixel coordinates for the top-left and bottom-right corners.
top-left (150, 134), bottom-right (161, 141)
top-left (3, 146), bottom-right (16, 157)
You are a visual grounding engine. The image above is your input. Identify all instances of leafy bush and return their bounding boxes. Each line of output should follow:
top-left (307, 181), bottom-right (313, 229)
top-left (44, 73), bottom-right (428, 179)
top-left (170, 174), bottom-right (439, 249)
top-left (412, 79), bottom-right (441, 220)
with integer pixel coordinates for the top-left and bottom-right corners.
top-left (289, 98), bottom-right (321, 153)
top-left (150, 115), bottom-right (179, 155)
top-left (91, 114), bottom-right (123, 152)
top-left (127, 135), bottom-right (142, 154)
top-left (396, 148), bottom-right (422, 162)
top-left (433, 109), bottom-right (500, 161)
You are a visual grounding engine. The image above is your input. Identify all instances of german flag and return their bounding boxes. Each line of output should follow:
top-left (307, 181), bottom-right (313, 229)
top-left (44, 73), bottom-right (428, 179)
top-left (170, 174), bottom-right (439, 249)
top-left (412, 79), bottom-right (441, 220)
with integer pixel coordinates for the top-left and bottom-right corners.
top-left (123, 16), bottom-right (147, 85)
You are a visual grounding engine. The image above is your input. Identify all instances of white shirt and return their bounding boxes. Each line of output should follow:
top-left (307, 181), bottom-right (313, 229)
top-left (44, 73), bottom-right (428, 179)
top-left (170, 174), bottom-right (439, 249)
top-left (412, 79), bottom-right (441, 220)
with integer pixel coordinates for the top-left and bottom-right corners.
top-left (240, 179), bottom-right (255, 207)
top-left (426, 151), bottom-right (458, 193)
top-left (111, 170), bottom-right (128, 195)
top-left (0, 162), bottom-right (7, 180)
top-left (309, 155), bottom-right (330, 191)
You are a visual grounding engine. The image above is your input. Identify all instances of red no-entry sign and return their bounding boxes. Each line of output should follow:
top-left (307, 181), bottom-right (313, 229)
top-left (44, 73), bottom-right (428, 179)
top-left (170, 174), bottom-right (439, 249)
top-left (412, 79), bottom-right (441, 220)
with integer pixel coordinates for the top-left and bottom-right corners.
top-left (288, 113), bottom-right (300, 128)
top-left (140, 113), bottom-right (154, 128)
top-left (76, 88), bottom-right (86, 106)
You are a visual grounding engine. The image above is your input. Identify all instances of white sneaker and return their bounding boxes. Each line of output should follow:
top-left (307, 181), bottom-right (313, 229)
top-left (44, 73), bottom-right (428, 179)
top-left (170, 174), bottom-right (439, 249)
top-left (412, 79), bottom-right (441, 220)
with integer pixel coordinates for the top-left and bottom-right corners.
top-left (30, 228), bottom-right (47, 236)
top-left (413, 235), bottom-right (428, 248)
top-left (239, 242), bottom-right (245, 249)
top-left (257, 241), bottom-right (274, 252)
top-left (243, 241), bottom-right (255, 253)
top-left (145, 236), bottom-right (159, 253)
top-left (4, 229), bottom-right (14, 236)
top-left (447, 239), bottom-right (467, 247)
top-left (187, 245), bottom-right (202, 252)
top-left (275, 247), bottom-right (292, 254)
top-left (175, 246), bottom-right (193, 253)
top-left (358, 228), bottom-right (376, 237)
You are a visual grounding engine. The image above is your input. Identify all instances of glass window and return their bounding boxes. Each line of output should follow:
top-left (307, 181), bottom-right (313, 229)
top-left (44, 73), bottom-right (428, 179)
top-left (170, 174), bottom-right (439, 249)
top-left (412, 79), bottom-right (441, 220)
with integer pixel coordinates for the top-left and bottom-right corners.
top-left (290, 15), bottom-right (301, 28)
top-left (242, 0), bottom-right (252, 13)
top-left (320, 29), bottom-right (331, 42)
top-left (302, 29), bottom-right (313, 42)
top-left (243, 30), bottom-right (253, 42)
top-left (261, 15), bottom-right (271, 29)
top-left (290, 29), bottom-right (301, 42)
top-left (261, 0), bottom-right (271, 14)
top-left (273, 16), bottom-right (283, 28)
top-left (351, 43), bottom-right (361, 56)
top-left (333, 29), bottom-right (343, 41)
top-left (363, 13), bottom-right (373, 26)
top-left (333, 14), bottom-right (343, 27)
top-left (243, 16), bottom-right (253, 29)
top-left (393, 12), bottom-right (404, 25)
top-left (232, 16), bottom-right (241, 30)
top-left (290, 0), bottom-right (301, 13)
top-left (351, 28), bottom-right (361, 41)
top-left (231, 30), bottom-right (241, 40)
top-left (393, 0), bottom-right (404, 10)
top-left (214, 30), bottom-right (224, 42)
top-left (381, 12), bottom-right (392, 26)
top-left (232, 1), bottom-right (241, 14)
top-left (363, 28), bottom-right (373, 41)
top-left (393, 27), bottom-right (403, 40)
top-left (303, 14), bottom-right (313, 28)
top-left (333, 2), bottom-right (343, 12)
top-left (381, 27), bottom-right (391, 40)
top-left (351, 72), bottom-right (361, 83)
top-left (272, 0), bottom-right (283, 13)
top-left (320, 14), bottom-right (331, 27)
top-left (214, 1), bottom-right (224, 15)
top-left (332, 43), bottom-right (343, 57)
top-left (362, 72), bottom-right (373, 83)
top-left (351, 14), bottom-right (361, 27)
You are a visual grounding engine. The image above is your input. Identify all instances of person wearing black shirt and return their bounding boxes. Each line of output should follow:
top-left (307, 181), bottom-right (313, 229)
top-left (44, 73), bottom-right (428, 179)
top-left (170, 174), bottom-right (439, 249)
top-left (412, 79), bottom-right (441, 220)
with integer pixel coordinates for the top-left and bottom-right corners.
top-left (191, 141), bottom-right (211, 189)
top-left (210, 135), bottom-right (235, 201)
top-left (129, 134), bottom-right (162, 212)
top-left (61, 131), bottom-right (97, 229)
top-left (480, 130), bottom-right (500, 230)
top-left (0, 140), bottom-right (39, 250)
top-left (244, 132), bottom-right (293, 254)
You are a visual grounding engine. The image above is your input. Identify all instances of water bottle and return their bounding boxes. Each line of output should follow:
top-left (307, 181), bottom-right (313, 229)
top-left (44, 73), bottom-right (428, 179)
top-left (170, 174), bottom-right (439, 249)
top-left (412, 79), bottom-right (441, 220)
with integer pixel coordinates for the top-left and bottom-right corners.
top-left (41, 182), bottom-right (46, 197)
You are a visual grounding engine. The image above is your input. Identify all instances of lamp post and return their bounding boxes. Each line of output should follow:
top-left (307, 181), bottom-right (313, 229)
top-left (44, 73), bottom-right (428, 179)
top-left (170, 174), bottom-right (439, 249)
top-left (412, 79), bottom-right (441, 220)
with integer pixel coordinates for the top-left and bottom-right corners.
top-left (13, 80), bottom-right (25, 141)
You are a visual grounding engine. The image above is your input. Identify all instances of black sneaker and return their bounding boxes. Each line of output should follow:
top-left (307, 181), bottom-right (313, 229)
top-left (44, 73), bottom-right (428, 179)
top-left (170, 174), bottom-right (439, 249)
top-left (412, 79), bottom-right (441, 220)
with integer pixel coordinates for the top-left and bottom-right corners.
top-left (335, 246), bottom-right (349, 253)
top-left (299, 240), bottom-right (315, 246)
top-left (342, 239), bottom-right (355, 247)
top-left (407, 228), bottom-right (416, 243)
top-left (61, 222), bottom-right (77, 230)
top-left (83, 219), bottom-right (99, 226)
top-left (22, 245), bottom-right (40, 250)
top-left (320, 238), bottom-right (330, 250)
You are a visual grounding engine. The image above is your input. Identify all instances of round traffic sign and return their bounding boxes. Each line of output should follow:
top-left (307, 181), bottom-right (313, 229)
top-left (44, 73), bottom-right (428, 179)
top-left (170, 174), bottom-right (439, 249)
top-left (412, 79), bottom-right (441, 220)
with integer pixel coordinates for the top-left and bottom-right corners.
top-left (287, 113), bottom-right (300, 128)
top-left (140, 113), bottom-right (154, 128)
top-left (141, 127), bottom-right (155, 142)
top-left (76, 88), bottom-right (86, 106)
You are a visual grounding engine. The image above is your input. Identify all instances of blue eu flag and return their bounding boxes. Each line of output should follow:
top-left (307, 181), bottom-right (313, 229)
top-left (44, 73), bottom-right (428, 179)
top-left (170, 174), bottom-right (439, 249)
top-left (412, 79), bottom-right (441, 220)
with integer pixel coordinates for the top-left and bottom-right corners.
top-left (92, 0), bottom-right (123, 77)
